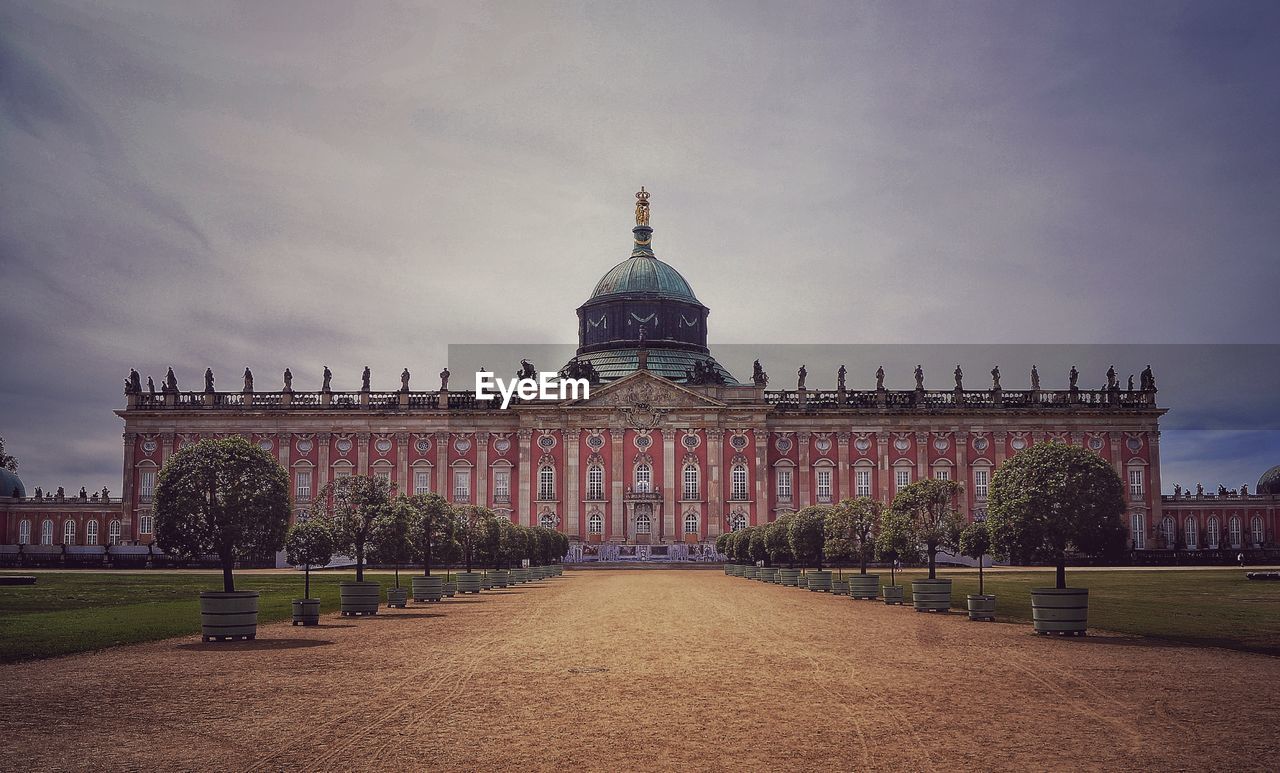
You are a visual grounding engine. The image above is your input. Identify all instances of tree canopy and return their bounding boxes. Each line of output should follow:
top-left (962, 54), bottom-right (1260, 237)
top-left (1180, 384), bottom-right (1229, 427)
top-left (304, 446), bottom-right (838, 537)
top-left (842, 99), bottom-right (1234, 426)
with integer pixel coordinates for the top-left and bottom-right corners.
top-left (153, 436), bottom-right (290, 593)
top-left (889, 478), bottom-right (966, 579)
top-left (824, 497), bottom-right (882, 573)
top-left (986, 441), bottom-right (1127, 589)
top-left (788, 506), bottom-right (830, 569)
top-left (404, 492), bottom-right (452, 576)
top-left (285, 518), bottom-right (335, 599)
top-left (0, 436), bottom-right (17, 472)
top-left (311, 474), bottom-right (394, 582)
top-left (764, 515), bottom-right (795, 567)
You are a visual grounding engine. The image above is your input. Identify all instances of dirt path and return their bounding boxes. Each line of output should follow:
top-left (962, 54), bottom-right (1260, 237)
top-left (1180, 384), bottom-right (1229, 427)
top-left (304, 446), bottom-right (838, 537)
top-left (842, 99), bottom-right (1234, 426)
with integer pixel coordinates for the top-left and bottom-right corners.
top-left (2, 570), bottom-right (1277, 771)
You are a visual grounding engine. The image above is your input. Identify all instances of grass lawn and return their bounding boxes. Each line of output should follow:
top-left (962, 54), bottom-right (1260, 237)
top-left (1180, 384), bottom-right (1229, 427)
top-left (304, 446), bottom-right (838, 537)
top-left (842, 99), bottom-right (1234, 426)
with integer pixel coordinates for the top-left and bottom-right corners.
top-left (830, 567), bottom-right (1280, 655)
top-left (0, 569), bottom-right (447, 663)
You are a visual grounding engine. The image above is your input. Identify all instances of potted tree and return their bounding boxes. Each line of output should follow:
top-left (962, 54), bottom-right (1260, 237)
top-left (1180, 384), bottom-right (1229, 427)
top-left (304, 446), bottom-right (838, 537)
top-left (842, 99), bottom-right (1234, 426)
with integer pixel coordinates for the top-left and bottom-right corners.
top-left (733, 528), bottom-right (756, 578)
top-left (748, 527), bottom-right (773, 582)
top-left (765, 515), bottom-right (796, 585)
top-left (313, 474), bottom-right (394, 616)
top-left (406, 493), bottom-right (450, 602)
top-left (959, 520), bottom-right (996, 621)
top-left (153, 436), bottom-right (290, 641)
top-left (490, 517), bottom-right (519, 587)
top-left (829, 497), bottom-right (882, 600)
top-left (789, 506), bottom-right (832, 591)
top-left (890, 479), bottom-right (966, 613)
top-left (455, 505), bottom-right (496, 593)
top-left (876, 508), bottom-right (916, 605)
top-left (987, 441), bottom-right (1127, 635)
top-left (716, 533), bottom-right (732, 573)
top-left (369, 498), bottom-right (413, 608)
top-left (285, 518), bottom-right (335, 625)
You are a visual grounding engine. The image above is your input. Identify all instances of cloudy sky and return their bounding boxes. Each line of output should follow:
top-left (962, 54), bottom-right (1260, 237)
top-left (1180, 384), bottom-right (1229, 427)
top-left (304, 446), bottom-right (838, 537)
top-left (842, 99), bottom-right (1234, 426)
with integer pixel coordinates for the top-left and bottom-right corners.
top-left (2, 1), bottom-right (1278, 493)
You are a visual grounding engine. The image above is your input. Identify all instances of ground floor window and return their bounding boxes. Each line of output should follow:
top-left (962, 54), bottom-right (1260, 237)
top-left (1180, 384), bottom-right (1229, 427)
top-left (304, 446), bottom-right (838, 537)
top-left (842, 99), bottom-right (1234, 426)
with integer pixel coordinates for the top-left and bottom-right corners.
top-left (41, 519), bottom-right (53, 545)
top-left (139, 514), bottom-right (154, 535)
top-left (635, 513), bottom-right (652, 534)
top-left (18, 520), bottom-right (30, 545)
top-left (730, 512), bottom-right (747, 531)
top-left (1130, 513), bottom-right (1145, 550)
top-left (1252, 516), bottom-right (1265, 547)
top-left (108, 520), bottom-right (122, 545)
top-left (86, 520), bottom-right (99, 546)
top-left (684, 512), bottom-right (699, 534)
top-left (1229, 516), bottom-right (1242, 548)
top-left (63, 520), bottom-right (75, 545)
top-left (1160, 516), bottom-right (1174, 549)
top-left (540, 512), bottom-right (556, 529)
top-left (588, 512), bottom-right (603, 535)
top-left (1184, 517), bottom-right (1197, 549)
top-left (1207, 517), bottom-right (1219, 549)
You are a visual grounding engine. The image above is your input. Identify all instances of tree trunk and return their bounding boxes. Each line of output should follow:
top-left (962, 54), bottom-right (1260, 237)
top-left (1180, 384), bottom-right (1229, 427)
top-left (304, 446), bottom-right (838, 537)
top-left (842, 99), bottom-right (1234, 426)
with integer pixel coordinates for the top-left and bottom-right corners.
top-left (860, 553), bottom-right (867, 575)
top-left (304, 564), bottom-right (311, 599)
top-left (977, 557), bottom-right (984, 596)
top-left (222, 555), bottom-right (235, 593)
top-left (928, 547), bottom-right (937, 579)
top-left (394, 564), bottom-right (400, 588)
top-left (355, 535), bottom-right (364, 582)
top-left (1056, 559), bottom-right (1066, 589)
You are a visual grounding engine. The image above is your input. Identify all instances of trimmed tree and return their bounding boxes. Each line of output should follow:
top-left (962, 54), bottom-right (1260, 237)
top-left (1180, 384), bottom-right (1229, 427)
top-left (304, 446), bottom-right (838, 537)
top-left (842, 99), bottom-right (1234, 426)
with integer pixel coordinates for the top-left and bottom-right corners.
top-left (285, 518), bottom-right (335, 600)
top-left (986, 441), bottom-right (1128, 589)
top-left (153, 436), bottom-right (290, 593)
top-left (406, 492), bottom-right (452, 576)
top-left (748, 526), bottom-right (769, 566)
top-left (764, 515), bottom-right (795, 567)
top-left (825, 497), bottom-right (882, 575)
top-left (788, 506), bottom-right (830, 569)
top-left (455, 504), bottom-right (497, 573)
top-left (495, 518), bottom-right (523, 569)
top-left (876, 507), bottom-right (918, 587)
top-left (959, 520), bottom-right (992, 596)
top-left (714, 532), bottom-right (730, 559)
top-left (889, 478), bottom-right (966, 580)
top-left (312, 474), bottom-right (395, 582)
top-left (369, 498), bottom-right (413, 589)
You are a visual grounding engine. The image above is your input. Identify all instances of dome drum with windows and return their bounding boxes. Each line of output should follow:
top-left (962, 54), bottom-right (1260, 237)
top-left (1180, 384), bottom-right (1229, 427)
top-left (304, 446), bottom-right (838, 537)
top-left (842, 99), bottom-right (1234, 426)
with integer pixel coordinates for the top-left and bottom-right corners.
top-left (563, 188), bottom-right (737, 385)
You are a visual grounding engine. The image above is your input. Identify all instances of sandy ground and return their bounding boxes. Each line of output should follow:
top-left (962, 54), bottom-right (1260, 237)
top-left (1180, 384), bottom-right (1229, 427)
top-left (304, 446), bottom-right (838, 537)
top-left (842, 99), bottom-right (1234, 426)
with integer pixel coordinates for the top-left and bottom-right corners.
top-left (2, 570), bottom-right (1278, 772)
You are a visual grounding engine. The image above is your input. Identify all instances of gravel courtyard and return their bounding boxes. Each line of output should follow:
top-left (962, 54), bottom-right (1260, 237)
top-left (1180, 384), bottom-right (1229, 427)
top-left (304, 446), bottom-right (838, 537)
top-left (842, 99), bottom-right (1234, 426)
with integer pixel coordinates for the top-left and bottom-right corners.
top-left (2, 570), bottom-right (1277, 771)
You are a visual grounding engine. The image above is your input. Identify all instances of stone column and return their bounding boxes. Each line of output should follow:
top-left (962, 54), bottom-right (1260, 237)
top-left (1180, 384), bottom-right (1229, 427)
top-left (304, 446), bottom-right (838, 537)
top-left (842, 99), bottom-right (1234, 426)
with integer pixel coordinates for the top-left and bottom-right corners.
top-left (1148, 429), bottom-right (1164, 538)
top-left (279, 433), bottom-right (291, 505)
top-left (517, 430), bottom-right (533, 525)
top-left (610, 427), bottom-right (625, 541)
top-left (915, 431), bottom-right (929, 484)
top-left (396, 432), bottom-right (410, 495)
top-left (121, 432), bottom-right (137, 531)
top-left (754, 429), bottom-right (768, 525)
top-left (707, 429), bottom-right (724, 531)
top-left (993, 431), bottom-right (1007, 467)
top-left (876, 433), bottom-right (891, 503)
top-left (662, 429), bottom-right (676, 542)
top-left (955, 431), bottom-right (969, 518)
top-left (161, 433), bottom-right (174, 466)
top-left (798, 431), bottom-right (811, 508)
top-left (317, 433), bottom-right (331, 492)
top-left (435, 431), bottom-right (449, 498)
top-left (476, 432), bottom-right (489, 508)
top-left (836, 432), bottom-right (851, 502)
top-left (565, 429), bottom-right (580, 538)
top-left (356, 432), bottom-right (370, 476)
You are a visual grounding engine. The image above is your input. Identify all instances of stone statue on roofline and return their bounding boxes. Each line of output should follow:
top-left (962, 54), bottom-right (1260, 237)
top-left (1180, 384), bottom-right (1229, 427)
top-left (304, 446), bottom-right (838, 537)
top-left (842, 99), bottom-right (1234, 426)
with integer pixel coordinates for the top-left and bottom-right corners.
top-left (79, 487), bottom-right (87, 500)
top-left (752, 360), bottom-right (768, 387)
top-left (1030, 365), bottom-right (1040, 390)
top-left (1106, 365), bottom-right (1117, 390)
top-left (1068, 366), bottom-right (1079, 391)
top-left (128, 369), bottom-right (142, 395)
top-left (243, 368), bottom-right (254, 392)
top-left (440, 367), bottom-right (450, 391)
top-left (876, 366), bottom-right (885, 391)
top-left (147, 376), bottom-right (156, 395)
top-left (991, 365), bottom-right (1002, 390)
top-left (914, 365), bottom-right (924, 391)
top-left (322, 365), bottom-right (332, 392)
top-left (205, 368), bottom-right (215, 392)
top-left (283, 368), bottom-right (293, 392)
top-left (362, 366), bottom-right (371, 391)
top-left (165, 368), bottom-right (178, 393)
top-left (401, 368), bottom-right (411, 392)
top-left (837, 365), bottom-right (847, 392)
top-left (954, 365), bottom-right (963, 390)
top-left (1141, 364), bottom-right (1156, 392)
top-left (797, 365), bottom-right (807, 390)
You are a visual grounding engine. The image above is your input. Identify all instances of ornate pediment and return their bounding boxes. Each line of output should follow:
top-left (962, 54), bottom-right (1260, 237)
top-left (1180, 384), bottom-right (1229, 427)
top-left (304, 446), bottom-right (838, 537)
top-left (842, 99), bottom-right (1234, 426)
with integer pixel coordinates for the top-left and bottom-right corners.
top-left (565, 371), bottom-right (725, 429)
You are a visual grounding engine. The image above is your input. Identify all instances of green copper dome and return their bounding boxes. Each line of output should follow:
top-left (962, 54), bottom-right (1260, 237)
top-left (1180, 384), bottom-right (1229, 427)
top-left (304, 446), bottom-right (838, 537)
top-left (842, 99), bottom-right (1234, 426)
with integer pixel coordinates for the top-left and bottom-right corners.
top-left (1258, 465), bottom-right (1280, 496)
top-left (589, 252), bottom-right (699, 302)
top-left (0, 468), bottom-right (24, 498)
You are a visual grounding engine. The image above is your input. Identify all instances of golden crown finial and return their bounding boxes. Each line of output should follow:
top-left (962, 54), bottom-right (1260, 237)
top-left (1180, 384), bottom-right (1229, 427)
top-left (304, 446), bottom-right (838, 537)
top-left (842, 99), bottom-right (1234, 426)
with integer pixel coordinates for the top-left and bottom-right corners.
top-left (635, 186), bottom-right (650, 227)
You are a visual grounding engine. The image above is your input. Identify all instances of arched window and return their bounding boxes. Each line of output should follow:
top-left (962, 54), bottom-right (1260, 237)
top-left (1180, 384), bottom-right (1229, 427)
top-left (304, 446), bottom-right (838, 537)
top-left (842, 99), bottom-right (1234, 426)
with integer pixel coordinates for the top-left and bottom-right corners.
top-left (588, 511), bottom-right (603, 535)
top-left (587, 465), bottom-right (604, 500)
top-left (539, 511), bottom-right (556, 529)
top-left (730, 512), bottom-right (747, 532)
top-left (634, 463), bottom-right (652, 494)
top-left (684, 511), bottom-right (699, 534)
top-left (41, 519), bottom-right (53, 545)
top-left (635, 511), bottom-right (652, 534)
top-left (1206, 516), bottom-right (1220, 550)
top-left (86, 520), bottom-right (99, 546)
top-left (1184, 517), bottom-right (1197, 549)
top-left (538, 465), bottom-right (555, 499)
top-left (1229, 516), bottom-right (1242, 548)
top-left (108, 520), bottom-right (122, 546)
top-left (1160, 516), bottom-right (1175, 549)
top-left (683, 464), bottom-right (699, 500)
top-left (18, 520), bottom-right (30, 545)
top-left (63, 519), bottom-right (76, 545)
top-left (1252, 516), bottom-right (1265, 547)
top-left (730, 464), bottom-right (748, 500)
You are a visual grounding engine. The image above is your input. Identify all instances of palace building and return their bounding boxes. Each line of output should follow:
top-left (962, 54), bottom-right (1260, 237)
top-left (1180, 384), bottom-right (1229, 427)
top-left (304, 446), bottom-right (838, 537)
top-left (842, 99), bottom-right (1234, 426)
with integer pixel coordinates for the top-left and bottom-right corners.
top-left (2, 191), bottom-right (1277, 562)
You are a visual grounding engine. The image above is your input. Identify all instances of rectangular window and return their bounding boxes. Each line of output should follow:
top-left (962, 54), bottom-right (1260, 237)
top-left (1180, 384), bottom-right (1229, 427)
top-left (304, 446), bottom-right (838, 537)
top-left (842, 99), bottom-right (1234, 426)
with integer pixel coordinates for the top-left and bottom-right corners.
top-left (453, 469), bottom-right (471, 502)
top-left (635, 465), bottom-right (652, 494)
top-left (895, 468), bottom-right (911, 493)
top-left (1130, 513), bottom-right (1146, 550)
top-left (855, 469), bottom-right (871, 498)
top-left (493, 469), bottom-right (510, 502)
top-left (1128, 468), bottom-right (1144, 498)
top-left (777, 469), bottom-right (792, 501)
top-left (538, 467), bottom-right (555, 500)
top-left (138, 470), bottom-right (156, 502)
top-left (730, 466), bottom-right (748, 500)
top-left (974, 469), bottom-right (990, 499)
top-left (414, 470), bottom-right (432, 495)
top-left (139, 514), bottom-right (154, 535)
top-left (294, 470), bottom-right (312, 502)
top-left (816, 469), bottom-right (832, 502)
top-left (934, 468), bottom-right (950, 481)
top-left (333, 467), bottom-right (352, 480)
top-left (587, 467), bottom-right (603, 500)
top-left (683, 467), bottom-right (699, 500)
